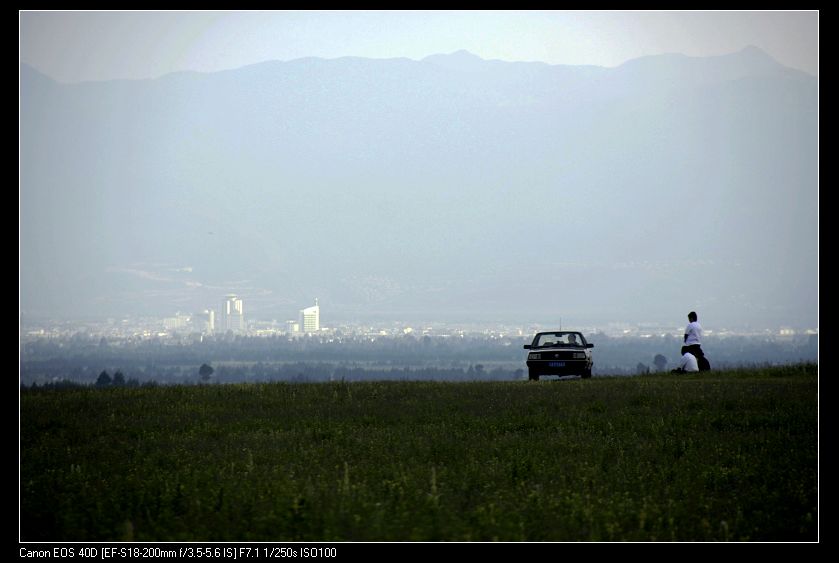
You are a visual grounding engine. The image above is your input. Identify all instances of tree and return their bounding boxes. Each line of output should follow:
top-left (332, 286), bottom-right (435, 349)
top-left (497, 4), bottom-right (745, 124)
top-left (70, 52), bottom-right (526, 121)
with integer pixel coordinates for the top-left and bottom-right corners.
top-left (112, 371), bottom-right (125, 386)
top-left (96, 370), bottom-right (112, 387)
top-left (653, 354), bottom-right (668, 372)
top-left (199, 363), bottom-right (214, 382)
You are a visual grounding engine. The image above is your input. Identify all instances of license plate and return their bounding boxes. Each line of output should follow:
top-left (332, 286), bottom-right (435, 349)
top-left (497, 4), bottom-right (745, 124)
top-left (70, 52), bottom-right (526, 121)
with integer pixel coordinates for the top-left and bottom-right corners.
top-left (548, 361), bottom-right (565, 367)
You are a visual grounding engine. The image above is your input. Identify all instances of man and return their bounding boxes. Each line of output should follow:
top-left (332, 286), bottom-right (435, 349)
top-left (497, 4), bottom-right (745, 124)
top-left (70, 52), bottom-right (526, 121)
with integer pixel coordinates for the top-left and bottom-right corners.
top-left (683, 311), bottom-right (710, 371)
top-left (672, 352), bottom-right (699, 373)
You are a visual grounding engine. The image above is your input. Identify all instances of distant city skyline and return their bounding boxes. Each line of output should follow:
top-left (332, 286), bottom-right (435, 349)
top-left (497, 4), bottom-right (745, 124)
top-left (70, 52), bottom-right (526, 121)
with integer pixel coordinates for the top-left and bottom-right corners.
top-left (20, 11), bottom-right (818, 82)
top-left (20, 307), bottom-right (819, 338)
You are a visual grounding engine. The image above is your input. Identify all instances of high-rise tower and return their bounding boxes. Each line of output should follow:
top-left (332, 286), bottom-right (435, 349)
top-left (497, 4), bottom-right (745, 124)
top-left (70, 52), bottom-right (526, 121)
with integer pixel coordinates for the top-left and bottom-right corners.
top-left (300, 298), bottom-right (320, 333)
top-left (220, 294), bottom-right (244, 332)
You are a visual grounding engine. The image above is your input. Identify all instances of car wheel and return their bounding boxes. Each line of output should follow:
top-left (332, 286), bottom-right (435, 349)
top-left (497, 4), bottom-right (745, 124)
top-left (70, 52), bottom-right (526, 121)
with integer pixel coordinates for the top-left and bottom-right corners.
top-left (528, 369), bottom-right (539, 381)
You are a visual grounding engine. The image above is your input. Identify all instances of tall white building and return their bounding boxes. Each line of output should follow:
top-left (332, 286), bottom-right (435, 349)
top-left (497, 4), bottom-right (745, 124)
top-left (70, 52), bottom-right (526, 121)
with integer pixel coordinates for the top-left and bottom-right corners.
top-left (300, 299), bottom-right (320, 333)
top-left (194, 309), bottom-right (215, 334)
top-left (220, 294), bottom-right (244, 333)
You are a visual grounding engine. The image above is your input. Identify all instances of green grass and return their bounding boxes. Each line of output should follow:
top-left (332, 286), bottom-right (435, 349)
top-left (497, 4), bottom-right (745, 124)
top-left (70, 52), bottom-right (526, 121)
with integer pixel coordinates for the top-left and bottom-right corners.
top-left (20, 365), bottom-right (817, 541)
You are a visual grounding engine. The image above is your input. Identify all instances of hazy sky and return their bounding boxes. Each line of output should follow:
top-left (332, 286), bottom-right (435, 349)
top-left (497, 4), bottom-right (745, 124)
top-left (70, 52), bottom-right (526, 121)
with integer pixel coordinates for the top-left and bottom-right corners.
top-left (20, 10), bottom-right (818, 83)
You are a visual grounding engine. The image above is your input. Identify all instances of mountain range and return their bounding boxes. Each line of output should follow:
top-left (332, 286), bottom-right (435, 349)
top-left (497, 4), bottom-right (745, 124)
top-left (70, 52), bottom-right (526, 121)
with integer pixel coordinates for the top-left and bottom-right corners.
top-left (20, 47), bottom-right (817, 327)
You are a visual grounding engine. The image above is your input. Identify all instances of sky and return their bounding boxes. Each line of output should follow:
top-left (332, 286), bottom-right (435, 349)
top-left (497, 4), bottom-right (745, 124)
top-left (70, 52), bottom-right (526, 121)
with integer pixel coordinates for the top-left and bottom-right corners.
top-left (20, 10), bottom-right (818, 83)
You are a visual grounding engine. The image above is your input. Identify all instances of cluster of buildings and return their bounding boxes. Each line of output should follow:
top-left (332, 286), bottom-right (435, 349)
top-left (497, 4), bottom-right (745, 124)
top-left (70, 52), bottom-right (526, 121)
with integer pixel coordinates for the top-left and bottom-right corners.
top-left (284, 299), bottom-right (320, 335)
top-left (163, 296), bottom-right (321, 336)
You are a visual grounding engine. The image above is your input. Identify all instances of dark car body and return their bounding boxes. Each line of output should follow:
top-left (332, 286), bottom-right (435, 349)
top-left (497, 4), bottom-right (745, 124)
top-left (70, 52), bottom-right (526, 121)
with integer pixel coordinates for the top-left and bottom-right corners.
top-left (523, 331), bottom-right (594, 380)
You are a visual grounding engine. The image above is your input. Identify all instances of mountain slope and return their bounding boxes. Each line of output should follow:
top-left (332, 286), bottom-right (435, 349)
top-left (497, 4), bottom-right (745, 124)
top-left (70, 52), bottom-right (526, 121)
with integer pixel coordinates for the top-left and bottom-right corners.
top-left (19, 48), bottom-right (817, 326)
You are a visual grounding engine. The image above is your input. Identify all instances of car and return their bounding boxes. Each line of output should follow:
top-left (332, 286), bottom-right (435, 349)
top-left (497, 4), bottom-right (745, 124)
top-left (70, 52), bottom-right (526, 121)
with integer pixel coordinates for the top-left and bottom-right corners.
top-left (523, 331), bottom-right (594, 380)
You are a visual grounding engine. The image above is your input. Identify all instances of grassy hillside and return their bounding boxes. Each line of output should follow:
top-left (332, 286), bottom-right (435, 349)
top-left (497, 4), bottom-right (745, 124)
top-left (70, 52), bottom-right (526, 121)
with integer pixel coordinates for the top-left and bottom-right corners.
top-left (20, 365), bottom-right (817, 541)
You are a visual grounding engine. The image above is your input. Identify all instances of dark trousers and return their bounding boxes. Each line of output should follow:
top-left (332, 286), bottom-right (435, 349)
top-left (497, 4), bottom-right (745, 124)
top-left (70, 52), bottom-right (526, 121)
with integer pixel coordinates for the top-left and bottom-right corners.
top-left (682, 344), bottom-right (710, 371)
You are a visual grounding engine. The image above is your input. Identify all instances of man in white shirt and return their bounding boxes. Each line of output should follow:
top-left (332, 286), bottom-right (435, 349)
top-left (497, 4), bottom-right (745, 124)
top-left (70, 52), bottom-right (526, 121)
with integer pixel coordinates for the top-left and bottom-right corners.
top-left (672, 352), bottom-right (699, 373)
top-left (684, 311), bottom-right (702, 346)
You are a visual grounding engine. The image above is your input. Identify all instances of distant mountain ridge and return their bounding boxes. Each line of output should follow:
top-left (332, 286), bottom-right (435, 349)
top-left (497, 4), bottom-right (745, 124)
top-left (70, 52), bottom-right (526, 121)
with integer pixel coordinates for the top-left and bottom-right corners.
top-left (20, 47), bottom-right (817, 327)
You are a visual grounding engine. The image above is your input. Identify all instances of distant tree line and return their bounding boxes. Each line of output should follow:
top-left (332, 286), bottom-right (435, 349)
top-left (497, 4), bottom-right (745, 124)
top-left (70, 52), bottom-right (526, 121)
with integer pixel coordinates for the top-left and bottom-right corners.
top-left (21, 362), bottom-right (522, 389)
top-left (22, 371), bottom-right (160, 391)
top-left (20, 333), bottom-right (817, 386)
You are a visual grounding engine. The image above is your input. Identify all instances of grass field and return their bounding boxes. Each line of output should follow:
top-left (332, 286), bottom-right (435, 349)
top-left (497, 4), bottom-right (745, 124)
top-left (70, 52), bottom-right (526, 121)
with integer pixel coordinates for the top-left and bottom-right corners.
top-left (20, 365), bottom-right (817, 541)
